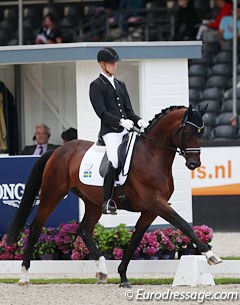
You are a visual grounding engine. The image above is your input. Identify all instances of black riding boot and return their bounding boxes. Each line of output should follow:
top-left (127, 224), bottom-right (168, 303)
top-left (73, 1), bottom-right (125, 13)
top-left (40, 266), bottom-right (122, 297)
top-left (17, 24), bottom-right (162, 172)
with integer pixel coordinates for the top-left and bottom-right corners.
top-left (102, 162), bottom-right (117, 215)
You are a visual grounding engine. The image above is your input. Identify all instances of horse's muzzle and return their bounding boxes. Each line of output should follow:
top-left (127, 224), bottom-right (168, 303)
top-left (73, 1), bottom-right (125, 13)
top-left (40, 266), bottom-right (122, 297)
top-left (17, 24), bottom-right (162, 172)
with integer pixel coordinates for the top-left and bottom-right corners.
top-left (186, 157), bottom-right (201, 170)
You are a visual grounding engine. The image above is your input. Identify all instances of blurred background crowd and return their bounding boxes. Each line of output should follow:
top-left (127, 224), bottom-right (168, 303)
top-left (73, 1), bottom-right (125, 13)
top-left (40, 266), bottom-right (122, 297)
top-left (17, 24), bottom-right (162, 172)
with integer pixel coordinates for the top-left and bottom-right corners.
top-left (0, 0), bottom-right (238, 45)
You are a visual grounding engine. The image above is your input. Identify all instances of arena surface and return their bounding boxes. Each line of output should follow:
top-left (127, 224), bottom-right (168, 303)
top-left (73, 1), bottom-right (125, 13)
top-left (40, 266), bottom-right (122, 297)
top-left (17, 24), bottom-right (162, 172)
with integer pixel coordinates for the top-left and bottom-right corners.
top-left (0, 283), bottom-right (239, 305)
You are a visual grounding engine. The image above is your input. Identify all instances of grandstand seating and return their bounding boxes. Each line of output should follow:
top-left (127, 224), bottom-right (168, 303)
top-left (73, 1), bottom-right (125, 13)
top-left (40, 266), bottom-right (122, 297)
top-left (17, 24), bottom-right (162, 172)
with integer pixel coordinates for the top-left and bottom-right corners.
top-left (189, 40), bottom-right (239, 142)
top-left (0, 1), bottom-right (238, 143)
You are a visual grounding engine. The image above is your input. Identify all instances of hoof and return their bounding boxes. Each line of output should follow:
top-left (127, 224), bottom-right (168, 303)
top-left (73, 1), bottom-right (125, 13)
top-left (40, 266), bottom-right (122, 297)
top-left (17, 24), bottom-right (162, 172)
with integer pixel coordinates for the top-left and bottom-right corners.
top-left (208, 255), bottom-right (222, 265)
top-left (119, 281), bottom-right (132, 288)
top-left (18, 280), bottom-right (29, 286)
top-left (203, 250), bottom-right (222, 265)
top-left (96, 272), bottom-right (107, 284)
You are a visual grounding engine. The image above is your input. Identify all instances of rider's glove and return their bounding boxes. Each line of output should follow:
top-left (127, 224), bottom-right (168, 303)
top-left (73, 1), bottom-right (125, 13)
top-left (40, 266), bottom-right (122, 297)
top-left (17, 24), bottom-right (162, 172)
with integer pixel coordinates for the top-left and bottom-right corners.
top-left (137, 119), bottom-right (149, 129)
top-left (120, 119), bottom-right (134, 130)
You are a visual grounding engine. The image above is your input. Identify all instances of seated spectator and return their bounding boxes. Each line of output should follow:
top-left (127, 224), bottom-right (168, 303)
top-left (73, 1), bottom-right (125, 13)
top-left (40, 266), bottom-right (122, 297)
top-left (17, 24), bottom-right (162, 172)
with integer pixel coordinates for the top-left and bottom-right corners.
top-left (61, 127), bottom-right (78, 144)
top-left (21, 124), bottom-right (59, 155)
top-left (35, 12), bottom-right (62, 44)
top-left (219, 4), bottom-right (240, 44)
top-left (119, 0), bottom-right (146, 34)
top-left (105, 0), bottom-right (120, 23)
top-left (196, 0), bottom-right (233, 41)
top-left (174, 0), bottom-right (199, 41)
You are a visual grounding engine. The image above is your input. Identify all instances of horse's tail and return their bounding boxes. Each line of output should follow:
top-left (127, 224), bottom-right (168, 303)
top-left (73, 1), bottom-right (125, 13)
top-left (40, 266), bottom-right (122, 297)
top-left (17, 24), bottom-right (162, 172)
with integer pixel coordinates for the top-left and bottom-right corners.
top-left (6, 150), bottom-right (55, 245)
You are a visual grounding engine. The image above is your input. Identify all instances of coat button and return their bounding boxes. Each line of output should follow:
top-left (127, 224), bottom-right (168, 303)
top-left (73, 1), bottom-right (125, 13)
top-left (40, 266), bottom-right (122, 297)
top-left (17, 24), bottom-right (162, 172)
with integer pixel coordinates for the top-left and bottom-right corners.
top-left (117, 97), bottom-right (120, 100)
top-left (122, 115), bottom-right (124, 118)
top-left (120, 110), bottom-right (122, 112)
top-left (118, 104), bottom-right (120, 106)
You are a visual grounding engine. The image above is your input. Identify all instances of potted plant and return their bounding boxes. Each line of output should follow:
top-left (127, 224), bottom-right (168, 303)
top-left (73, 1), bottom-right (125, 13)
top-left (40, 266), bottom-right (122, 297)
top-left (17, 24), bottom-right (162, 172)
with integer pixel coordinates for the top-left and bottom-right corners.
top-left (94, 223), bottom-right (131, 260)
top-left (71, 236), bottom-right (89, 260)
top-left (0, 235), bottom-right (17, 260)
top-left (154, 229), bottom-right (176, 259)
top-left (55, 221), bottom-right (79, 259)
top-left (35, 227), bottom-right (58, 260)
top-left (134, 232), bottom-right (159, 260)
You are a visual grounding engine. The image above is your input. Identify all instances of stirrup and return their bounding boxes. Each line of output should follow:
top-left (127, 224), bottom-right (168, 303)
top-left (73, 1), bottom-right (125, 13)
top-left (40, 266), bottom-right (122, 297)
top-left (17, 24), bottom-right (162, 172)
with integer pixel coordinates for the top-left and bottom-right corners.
top-left (102, 199), bottom-right (117, 215)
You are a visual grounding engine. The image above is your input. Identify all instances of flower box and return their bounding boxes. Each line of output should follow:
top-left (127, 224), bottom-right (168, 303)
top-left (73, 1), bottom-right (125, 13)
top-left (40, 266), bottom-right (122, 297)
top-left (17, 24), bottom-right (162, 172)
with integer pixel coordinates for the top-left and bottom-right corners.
top-left (0, 223), bottom-right (214, 261)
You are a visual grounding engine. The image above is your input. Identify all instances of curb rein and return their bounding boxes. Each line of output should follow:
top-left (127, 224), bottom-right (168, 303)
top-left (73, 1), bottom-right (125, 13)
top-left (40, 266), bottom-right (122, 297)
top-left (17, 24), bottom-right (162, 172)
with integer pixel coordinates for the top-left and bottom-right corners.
top-left (135, 120), bottom-right (204, 158)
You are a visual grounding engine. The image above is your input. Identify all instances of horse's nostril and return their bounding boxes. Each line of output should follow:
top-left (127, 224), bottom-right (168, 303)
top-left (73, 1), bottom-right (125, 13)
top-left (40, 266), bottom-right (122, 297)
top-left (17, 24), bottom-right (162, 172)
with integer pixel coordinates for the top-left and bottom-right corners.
top-left (189, 163), bottom-right (196, 170)
top-left (188, 162), bottom-right (199, 170)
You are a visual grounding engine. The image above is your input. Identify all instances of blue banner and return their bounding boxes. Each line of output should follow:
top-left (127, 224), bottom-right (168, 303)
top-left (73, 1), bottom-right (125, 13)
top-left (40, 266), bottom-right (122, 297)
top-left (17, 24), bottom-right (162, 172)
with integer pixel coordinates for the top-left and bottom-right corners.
top-left (0, 156), bottom-right (79, 235)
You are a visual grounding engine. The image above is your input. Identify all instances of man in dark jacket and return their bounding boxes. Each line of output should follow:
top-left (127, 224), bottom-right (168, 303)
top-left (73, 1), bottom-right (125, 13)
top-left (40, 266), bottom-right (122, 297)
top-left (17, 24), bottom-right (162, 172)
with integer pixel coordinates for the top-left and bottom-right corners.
top-left (89, 47), bottom-right (148, 215)
top-left (21, 123), bottom-right (59, 155)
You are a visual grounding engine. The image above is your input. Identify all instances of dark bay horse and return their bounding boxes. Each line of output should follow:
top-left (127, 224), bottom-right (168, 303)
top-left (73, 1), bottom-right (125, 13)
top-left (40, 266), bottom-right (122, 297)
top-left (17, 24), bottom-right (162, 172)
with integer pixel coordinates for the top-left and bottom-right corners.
top-left (7, 105), bottom-right (221, 287)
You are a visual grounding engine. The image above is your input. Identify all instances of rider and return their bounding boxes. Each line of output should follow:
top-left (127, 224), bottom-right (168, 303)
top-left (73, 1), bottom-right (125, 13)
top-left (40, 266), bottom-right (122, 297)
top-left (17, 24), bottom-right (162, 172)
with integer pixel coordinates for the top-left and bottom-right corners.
top-left (89, 47), bottom-right (148, 215)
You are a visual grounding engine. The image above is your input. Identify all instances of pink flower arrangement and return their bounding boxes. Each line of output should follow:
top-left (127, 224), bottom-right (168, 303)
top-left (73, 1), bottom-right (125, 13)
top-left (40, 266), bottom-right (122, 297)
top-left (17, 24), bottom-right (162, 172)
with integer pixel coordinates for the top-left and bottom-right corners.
top-left (113, 247), bottom-right (124, 260)
top-left (135, 232), bottom-right (159, 256)
top-left (154, 229), bottom-right (175, 253)
top-left (55, 221), bottom-right (79, 254)
top-left (0, 235), bottom-right (23, 260)
top-left (193, 225), bottom-right (213, 245)
top-left (0, 222), bottom-right (214, 260)
top-left (71, 236), bottom-right (89, 260)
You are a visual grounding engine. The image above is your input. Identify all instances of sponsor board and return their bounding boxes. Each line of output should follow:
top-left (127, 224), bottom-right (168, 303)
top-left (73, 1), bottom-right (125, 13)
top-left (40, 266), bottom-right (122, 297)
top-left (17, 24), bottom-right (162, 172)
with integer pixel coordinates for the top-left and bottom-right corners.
top-left (191, 147), bottom-right (240, 196)
top-left (0, 156), bottom-right (79, 234)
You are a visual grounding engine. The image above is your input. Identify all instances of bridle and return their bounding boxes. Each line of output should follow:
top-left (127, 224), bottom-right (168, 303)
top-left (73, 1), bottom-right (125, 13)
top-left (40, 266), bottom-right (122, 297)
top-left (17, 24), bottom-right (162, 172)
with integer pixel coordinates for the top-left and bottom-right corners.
top-left (135, 119), bottom-right (204, 158)
top-left (175, 120), bottom-right (204, 157)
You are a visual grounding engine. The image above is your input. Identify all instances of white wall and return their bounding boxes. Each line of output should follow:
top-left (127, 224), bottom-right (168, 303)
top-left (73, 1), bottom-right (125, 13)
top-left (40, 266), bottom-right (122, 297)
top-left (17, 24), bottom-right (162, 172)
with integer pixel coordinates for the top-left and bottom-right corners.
top-left (139, 59), bottom-right (192, 225)
top-left (22, 62), bottom-right (77, 147)
top-left (76, 58), bottom-right (192, 227)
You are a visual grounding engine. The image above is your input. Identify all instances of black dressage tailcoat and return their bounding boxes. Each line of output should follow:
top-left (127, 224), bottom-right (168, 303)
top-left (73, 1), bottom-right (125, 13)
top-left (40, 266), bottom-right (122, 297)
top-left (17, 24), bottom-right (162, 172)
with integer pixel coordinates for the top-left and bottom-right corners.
top-left (89, 74), bottom-right (141, 137)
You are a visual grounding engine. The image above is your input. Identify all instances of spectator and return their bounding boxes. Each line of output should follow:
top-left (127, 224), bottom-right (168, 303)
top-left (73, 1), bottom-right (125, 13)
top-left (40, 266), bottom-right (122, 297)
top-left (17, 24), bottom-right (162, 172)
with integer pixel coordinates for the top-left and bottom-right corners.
top-left (21, 124), bottom-right (59, 155)
top-left (174, 0), bottom-right (199, 41)
top-left (119, 0), bottom-right (146, 34)
top-left (196, 0), bottom-right (233, 41)
top-left (104, 0), bottom-right (120, 24)
top-left (219, 4), bottom-right (240, 44)
top-left (35, 12), bottom-right (62, 44)
top-left (61, 127), bottom-right (78, 143)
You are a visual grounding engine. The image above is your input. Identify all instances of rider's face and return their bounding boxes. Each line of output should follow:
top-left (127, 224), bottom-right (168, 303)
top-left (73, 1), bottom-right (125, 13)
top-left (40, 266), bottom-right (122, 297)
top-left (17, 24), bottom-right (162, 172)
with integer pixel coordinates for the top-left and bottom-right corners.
top-left (101, 62), bottom-right (118, 75)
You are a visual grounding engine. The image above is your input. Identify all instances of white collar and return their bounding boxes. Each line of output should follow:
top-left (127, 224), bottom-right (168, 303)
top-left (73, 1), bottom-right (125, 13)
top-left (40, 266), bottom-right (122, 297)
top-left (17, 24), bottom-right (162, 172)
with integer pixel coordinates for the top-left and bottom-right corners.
top-left (100, 72), bottom-right (115, 89)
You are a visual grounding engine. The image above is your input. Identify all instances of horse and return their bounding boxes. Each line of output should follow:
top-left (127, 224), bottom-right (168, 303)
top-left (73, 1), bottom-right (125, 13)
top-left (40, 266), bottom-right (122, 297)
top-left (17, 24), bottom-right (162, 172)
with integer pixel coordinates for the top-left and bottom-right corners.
top-left (6, 105), bottom-right (221, 287)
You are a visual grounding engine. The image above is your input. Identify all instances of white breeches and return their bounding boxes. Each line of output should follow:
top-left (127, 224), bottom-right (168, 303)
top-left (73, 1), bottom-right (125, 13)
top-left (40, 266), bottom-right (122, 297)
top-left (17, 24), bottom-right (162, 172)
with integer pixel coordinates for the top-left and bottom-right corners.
top-left (102, 129), bottom-right (128, 168)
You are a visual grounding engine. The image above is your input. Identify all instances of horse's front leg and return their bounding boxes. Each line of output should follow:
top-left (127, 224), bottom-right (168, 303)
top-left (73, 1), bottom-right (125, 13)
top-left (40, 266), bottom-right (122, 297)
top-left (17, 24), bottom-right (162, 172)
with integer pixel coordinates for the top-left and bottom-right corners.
top-left (155, 199), bottom-right (222, 265)
top-left (118, 211), bottom-right (156, 288)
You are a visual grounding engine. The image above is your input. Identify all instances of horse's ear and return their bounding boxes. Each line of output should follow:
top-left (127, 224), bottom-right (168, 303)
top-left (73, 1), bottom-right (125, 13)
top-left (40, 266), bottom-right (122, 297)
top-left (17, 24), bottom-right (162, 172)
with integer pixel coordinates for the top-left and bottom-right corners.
top-left (199, 103), bottom-right (208, 116)
top-left (188, 104), bottom-right (193, 114)
top-left (182, 106), bottom-right (191, 126)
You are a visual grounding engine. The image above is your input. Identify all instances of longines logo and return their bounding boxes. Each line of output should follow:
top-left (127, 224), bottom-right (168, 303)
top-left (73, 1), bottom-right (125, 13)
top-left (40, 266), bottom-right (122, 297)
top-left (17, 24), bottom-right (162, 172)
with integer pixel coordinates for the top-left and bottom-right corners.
top-left (0, 183), bottom-right (39, 208)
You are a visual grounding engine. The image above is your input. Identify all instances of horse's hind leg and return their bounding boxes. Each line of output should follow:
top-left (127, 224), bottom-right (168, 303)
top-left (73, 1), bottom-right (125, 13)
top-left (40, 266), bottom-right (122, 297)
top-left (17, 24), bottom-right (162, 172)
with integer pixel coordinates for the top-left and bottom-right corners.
top-left (19, 179), bottom-right (69, 285)
top-left (76, 200), bottom-right (106, 283)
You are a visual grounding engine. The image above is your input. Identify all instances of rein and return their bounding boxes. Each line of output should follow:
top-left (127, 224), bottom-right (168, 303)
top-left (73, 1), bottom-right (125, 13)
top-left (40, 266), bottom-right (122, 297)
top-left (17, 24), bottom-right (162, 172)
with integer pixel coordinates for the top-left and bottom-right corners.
top-left (135, 119), bottom-right (204, 157)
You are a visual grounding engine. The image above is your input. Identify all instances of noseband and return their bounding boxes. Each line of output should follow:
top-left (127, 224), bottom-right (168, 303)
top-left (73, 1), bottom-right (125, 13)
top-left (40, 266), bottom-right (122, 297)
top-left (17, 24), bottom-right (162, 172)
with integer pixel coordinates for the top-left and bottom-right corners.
top-left (176, 120), bottom-right (204, 157)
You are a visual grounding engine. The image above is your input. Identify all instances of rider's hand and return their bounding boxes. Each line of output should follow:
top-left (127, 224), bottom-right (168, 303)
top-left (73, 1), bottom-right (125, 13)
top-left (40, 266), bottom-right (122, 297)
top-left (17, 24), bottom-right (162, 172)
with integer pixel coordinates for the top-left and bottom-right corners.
top-left (120, 119), bottom-right (134, 130)
top-left (137, 119), bottom-right (149, 129)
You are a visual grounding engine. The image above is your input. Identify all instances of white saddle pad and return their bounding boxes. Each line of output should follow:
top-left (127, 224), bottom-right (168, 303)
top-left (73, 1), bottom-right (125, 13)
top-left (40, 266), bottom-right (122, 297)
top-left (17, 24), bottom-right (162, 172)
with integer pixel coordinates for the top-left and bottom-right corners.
top-left (79, 132), bottom-right (138, 186)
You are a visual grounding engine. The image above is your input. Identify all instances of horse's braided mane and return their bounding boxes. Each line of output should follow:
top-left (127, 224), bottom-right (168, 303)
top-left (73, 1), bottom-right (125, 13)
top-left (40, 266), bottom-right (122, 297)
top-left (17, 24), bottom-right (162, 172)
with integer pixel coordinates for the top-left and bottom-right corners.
top-left (144, 105), bottom-right (186, 134)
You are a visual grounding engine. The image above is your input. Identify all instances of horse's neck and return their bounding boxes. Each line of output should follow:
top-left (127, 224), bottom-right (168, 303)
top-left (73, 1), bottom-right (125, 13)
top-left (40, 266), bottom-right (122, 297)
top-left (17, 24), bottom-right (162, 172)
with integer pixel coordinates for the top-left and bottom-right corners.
top-left (131, 130), bottom-right (176, 183)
